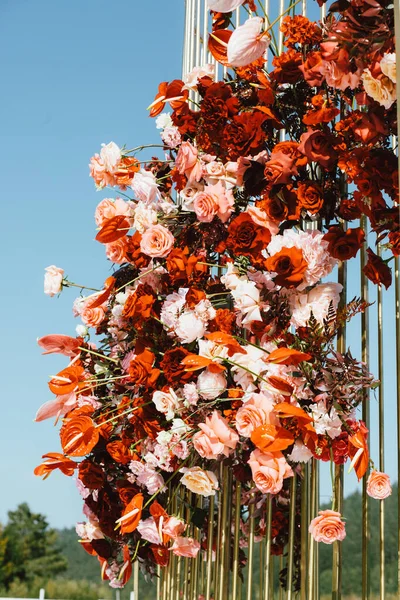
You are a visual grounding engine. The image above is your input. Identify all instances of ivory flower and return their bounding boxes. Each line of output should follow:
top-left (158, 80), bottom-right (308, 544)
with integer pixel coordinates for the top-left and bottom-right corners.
top-left (44, 266), bottom-right (64, 297)
top-left (100, 141), bottom-right (121, 171)
top-left (180, 467), bottom-right (219, 497)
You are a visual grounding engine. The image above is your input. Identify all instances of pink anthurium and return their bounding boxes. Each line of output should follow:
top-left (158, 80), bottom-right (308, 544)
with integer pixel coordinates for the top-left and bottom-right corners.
top-left (208, 0), bottom-right (245, 12)
top-left (227, 17), bottom-right (270, 67)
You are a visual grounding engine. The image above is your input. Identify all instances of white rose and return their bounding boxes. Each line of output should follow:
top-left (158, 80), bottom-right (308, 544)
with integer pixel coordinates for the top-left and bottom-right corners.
top-left (231, 279), bottom-right (262, 325)
top-left (380, 53), bottom-right (396, 83)
top-left (75, 324), bottom-right (88, 337)
top-left (180, 466), bottom-right (219, 497)
top-left (152, 388), bottom-right (180, 421)
top-left (197, 368), bottom-right (227, 400)
top-left (44, 265), bottom-right (64, 297)
top-left (131, 169), bottom-right (160, 205)
top-left (100, 141), bottom-right (121, 171)
top-left (133, 202), bottom-right (158, 233)
top-left (155, 112), bottom-right (173, 129)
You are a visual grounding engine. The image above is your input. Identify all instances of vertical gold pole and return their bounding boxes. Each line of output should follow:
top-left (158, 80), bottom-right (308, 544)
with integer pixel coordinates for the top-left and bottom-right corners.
top-left (263, 495), bottom-right (273, 600)
top-left (300, 465), bottom-right (308, 600)
top-left (360, 216), bottom-right (370, 600)
top-left (205, 493), bottom-right (215, 600)
top-left (307, 460), bottom-right (317, 600)
top-left (213, 473), bottom-right (222, 595)
top-left (377, 243), bottom-right (386, 600)
top-left (287, 474), bottom-right (297, 600)
top-left (396, 255), bottom-right (400, 594)
top-left (218, 464), bottom-right (230, 600)
top-left (246, 499), bottom-right (255, 600)
top-left (232, 482), bottom-right (242, 600)
top-left (183, 489), bottom-right (192, 600)
top-left (133, 560), bottom-right (139, 600)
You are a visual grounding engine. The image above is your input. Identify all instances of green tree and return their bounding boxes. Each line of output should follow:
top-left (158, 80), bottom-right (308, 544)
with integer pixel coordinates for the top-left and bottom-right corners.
top-left (0, 503), bottom-right (67, 590)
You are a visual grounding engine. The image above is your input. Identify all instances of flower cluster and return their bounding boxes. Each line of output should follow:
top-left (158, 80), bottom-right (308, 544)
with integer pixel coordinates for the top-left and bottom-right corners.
top-left (36, 0), bottom-right (395, 591)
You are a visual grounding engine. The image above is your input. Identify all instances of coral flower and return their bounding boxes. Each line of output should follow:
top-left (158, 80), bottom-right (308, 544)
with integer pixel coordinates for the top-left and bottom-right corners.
top-left (366, 471), bottom-right (392, 500)
top-left (309, 510), bottom-right (346, 544)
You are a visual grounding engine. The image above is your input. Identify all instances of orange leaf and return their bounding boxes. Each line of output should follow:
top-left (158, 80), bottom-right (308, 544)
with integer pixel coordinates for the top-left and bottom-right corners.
top-left (60, 415), bottom-right (99, 457)
top-left (273, 402), bottom-right (313, 424)
top-left (116, 493), bottom-right (144, 534)
top-left (265, 347), bottom-right (312, 366)
top-left (181, 354), bottom-right (213, 372)
top-left (86, 276), bottom-right (116, 309)
top-left (95, 216), bottom-right (130, 244)
top-left (208, 29), bottom-right (232, 66)
top-left (251, 424), bottom-right (294, 453)
top-left (205, 331), bottom-right (246, 356)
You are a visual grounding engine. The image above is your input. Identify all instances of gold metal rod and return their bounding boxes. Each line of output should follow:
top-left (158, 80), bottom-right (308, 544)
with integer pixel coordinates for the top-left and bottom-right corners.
top-left (205, 493), bottom-right (215, 600)
top-left (395, 255), bottom-right (400, 593)
top-left (307, 459), bottom-right (317, 600)
top-left (218, 464), bottom-right (230, 600)
top-left (213, 476), bottom-right (223, 595)
top-left (315, 462), bottom-right (320, 600)
top-left (279, 555), bottom-right (284, 600)
top-left (232, 482), bottom-right (242, 600)
top-left (300, 465), bottom-right (308, 600)
top-left (133, 560), bottom-right (139, 600)
top-left (287, 474), bottom-right (297, 600)
top-left (377, 243), bottom-right (386, 600)
top-left (360, 215), bottom-right (370, 600)
top-left (264, 495), bottom-right (273, 600)
top-left (246, 498), bottom-right (255, 600)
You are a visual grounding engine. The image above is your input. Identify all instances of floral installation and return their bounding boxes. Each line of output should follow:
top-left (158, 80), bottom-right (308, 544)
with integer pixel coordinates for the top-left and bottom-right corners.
top-left (35, 0), bottom-right (397, 592)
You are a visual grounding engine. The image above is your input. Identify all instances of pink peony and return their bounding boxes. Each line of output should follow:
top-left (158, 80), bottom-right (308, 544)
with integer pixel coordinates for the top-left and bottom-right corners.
top-left (44, 265), bottom-right (64, 297)
top-left (309, 510), bottom-right (346, 544)
top-left (140, 224), bottom-right (175, 258)
top-left (366, 471), bottom-right (392, 500)
top-left (248, 449), bottom-right (293, 494)
top-left (170, 536), bottom-right (200, 558)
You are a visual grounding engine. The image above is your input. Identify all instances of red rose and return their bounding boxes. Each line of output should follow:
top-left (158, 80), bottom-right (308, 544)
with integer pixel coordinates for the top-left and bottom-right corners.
top-left (265, 246), bottom-right (308, 288)
top-left (226, 213), bottom-right (271, 262)
top-left (363, 247), bottom-right (392, 288)
top-left (298, 129), bottom-right (337, 170)
top-left (323, 226), bottom-right (365, 260)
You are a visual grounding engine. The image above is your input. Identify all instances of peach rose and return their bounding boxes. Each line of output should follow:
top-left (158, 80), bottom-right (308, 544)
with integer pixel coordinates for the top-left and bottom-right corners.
top-left (80, 303), bottom-right (106, 328)
top-left (163, 516), bottom-right (186, 539)
top-left (44, 265), bottom-right (64, 297)
top-left (362, 68), bottom-right (396, 110)
top-left (95, 197), bottom-right (133, 227)
top-left (170, 536), bottom-right (200, 558)
top-left (193, 411), bottom-right (239, 459)
top-left (380, 53), bottom-right (396, 84)
top-left (105, 238), bottom-right (128, 264)
top-left (140, 224), bottom-right (174, 258)
top-left (366, 471), bottom-right (392, 500)
top-left (248, 449), bottom-right (293, 494)
top-left (193, 181), bottom-right (234, 224)
top-left (180, 467), bottom-right (219, 497)
top-left (309, 510), bottom-right (346, 544)
top-left (235, 392), bottom-right (277, 438)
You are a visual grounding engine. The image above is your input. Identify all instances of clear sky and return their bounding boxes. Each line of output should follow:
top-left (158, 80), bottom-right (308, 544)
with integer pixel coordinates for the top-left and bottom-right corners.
top-left (0, 0), bottom-right (397, 530)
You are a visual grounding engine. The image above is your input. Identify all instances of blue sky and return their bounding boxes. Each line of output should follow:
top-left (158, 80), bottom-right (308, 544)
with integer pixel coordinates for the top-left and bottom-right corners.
top-left (0, 0), bottom-right (397, 529)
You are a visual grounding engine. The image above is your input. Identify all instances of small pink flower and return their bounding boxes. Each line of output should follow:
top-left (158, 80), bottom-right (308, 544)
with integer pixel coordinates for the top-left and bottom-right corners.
top-left (367, 471), bottom-right (392, 500)
top-left (44, 265), bottom-right (64, 297)
top-left (140, 224), bottom-right (174, 258)
top-left (227, 17), bottom-right (270, 68)
top-left (170, 536), bottom-right (200, 558)
top-left (175, 141), bottom-right (198, 175)
top-left (309, 510), bottom-right (346, 544)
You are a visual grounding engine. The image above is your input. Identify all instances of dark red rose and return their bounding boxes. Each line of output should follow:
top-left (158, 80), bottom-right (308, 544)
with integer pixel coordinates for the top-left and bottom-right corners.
top-left (78, 459), bottom-right (105, 489)
top-left (323, 226), bottom-right (365, 260)
top-left (363, 247), bottom-right (392, 289)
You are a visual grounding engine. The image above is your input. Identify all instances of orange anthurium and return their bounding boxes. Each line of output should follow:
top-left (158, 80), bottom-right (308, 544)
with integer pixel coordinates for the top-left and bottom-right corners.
top-left (148, 80), bottom-right (188, 117)
top-left (38, 334), bottom-right (82, 356)
top-left (79, 540), bottom-right (98, 557)
top-left (205, 331), bottom-right (246, 356)
top-left (265, 347), bottom-right (312, 366)
top-left (115, 493), bottom-right (144, 534)
top-left (118, 545), bottom-right (133, 585)
top-left (34, 452), bottom-right (77, 479)
top-left (150, 500), bottom-right (170, 544)
top-left (266, 376), bottom-right (294, 397)
top-left (273, 402), bottom-right (313, 425)
top-left (181, 354), bottom-right (213, 372)
top-left (251, 424), bottom-right (295, 453)
top-left (348, 423), bottom-right (369, 480)
top-left (48, 365), bottom-right (84, 396)
top-left (86, 276), bottom-right (116, 309)
top-left (95, 215), bottom-right (130, 244)
top-left (60, 415), bottom-right (99, 457)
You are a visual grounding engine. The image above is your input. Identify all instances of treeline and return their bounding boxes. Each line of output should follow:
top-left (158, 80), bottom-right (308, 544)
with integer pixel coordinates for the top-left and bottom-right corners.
top-left (0, 487), bottom-right (398, 598)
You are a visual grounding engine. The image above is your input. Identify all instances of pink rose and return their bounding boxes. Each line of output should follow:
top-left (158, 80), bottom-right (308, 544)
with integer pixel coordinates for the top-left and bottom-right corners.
top-left (246, 206), bottom-right (279, 236)
top-left (193, 181), bottom-right (234, 223)
top-left (44, 265), bottom-right (64, 297)
top-left (176, 141), bottom-right (198, 175)
top-left (298, 130), bottom-right (337, 170)
top-left (248, 449), bottom-right (293, 494)
top-left (235, 392), bottom-right (277, 437)
top-left (170, 536), bottom-right (200, 558)
top-left (309, 510), bottom-right (346, 544)
top-left (95, 198), bottom-right (132, 227)
top-left (140, 224), bottom-right (174, 258)
top-left (163, 516), bottom-right (186, 539)
top-left (193, 411), bottom-right (239, 459)
top-left (80, 303), bottom-right (106, 329)
top-left (366, 471), bottom-right (392, 500)
top-left (106, 238), bottom-right (127, 264)
top-left (89, 154), bottom-right (117, 188)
